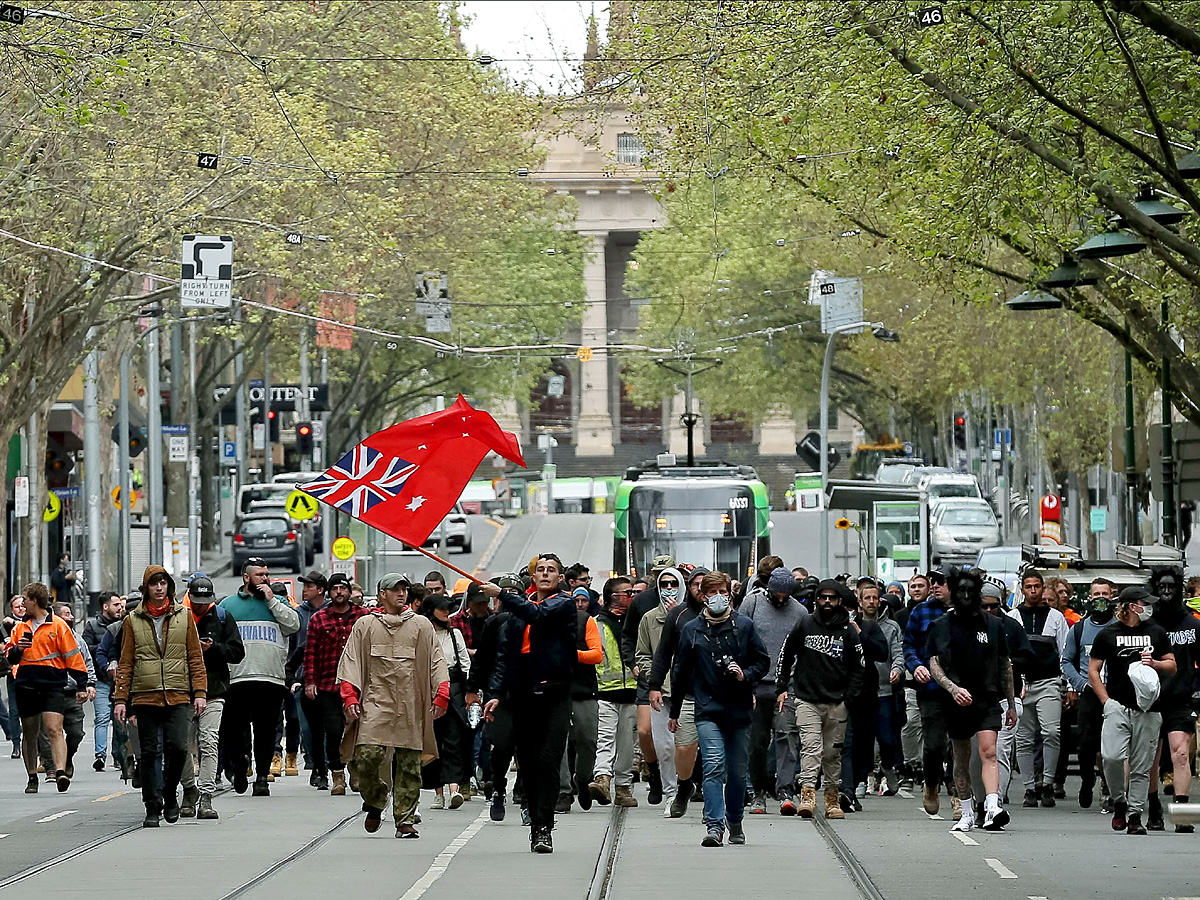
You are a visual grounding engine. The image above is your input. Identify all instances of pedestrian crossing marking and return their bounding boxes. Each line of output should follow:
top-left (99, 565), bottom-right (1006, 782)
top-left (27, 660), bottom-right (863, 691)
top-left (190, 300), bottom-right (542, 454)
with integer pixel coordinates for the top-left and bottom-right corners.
top-left (985, 858), bottom-right (1018, 879)
top-left (950, 831), bottom-right (978, 846)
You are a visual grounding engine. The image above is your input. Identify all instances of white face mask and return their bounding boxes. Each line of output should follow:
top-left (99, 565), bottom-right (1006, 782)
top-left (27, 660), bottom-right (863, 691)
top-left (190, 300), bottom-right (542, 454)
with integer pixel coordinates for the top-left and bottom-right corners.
top-left (660, 587), bottom-right (679, 603)
top-left (1135, 603), bottom-right (1153, 623)
top-left (705, 594), bottom-right (730, 616)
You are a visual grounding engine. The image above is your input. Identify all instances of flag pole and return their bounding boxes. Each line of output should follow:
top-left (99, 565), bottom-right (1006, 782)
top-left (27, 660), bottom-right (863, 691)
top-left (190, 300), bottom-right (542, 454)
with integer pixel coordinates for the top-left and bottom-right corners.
top-left (405, 543), bottom-right (484, 585)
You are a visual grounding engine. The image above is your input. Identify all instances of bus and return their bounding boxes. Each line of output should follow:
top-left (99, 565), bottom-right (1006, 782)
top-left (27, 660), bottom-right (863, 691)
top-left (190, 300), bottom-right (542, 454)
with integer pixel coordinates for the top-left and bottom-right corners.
top-left (612, 462), bottom-right (772, 580)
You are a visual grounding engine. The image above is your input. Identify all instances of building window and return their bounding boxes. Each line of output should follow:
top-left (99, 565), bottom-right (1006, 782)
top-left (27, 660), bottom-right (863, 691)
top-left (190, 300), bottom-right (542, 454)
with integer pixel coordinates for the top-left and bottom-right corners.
top-left (806, 407), bottom-right (839, 430)
top-left (616, 133), bottom-right (646, 165)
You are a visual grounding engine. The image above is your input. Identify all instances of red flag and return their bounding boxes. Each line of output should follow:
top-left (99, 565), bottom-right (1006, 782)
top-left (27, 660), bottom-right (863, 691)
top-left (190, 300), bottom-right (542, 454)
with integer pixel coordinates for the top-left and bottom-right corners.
top-left (300, 396), bottom-right (525, 547)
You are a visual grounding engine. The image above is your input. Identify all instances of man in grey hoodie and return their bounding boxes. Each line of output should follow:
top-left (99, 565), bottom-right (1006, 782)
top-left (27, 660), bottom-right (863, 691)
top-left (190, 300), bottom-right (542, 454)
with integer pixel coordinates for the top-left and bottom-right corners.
top-left (739, 567), bottom-right (807, 814)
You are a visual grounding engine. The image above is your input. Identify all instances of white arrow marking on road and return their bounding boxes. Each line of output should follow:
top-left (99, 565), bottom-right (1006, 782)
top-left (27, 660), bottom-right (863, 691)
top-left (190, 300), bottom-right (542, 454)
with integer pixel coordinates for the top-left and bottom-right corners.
top-left (398, 810), bottom-right (489, 900)
top-left (950, 831), bottom-right (978, 846)
top-left (985, 858), bottom-right (1018, 879)
top-left (36, 810), bottom-right (77, 823)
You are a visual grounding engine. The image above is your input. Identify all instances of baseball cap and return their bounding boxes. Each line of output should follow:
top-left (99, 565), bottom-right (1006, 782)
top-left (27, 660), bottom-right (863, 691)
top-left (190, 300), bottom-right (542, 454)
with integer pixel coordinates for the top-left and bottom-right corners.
top-left (652, 554), bottom-right (676, 569)
top-left (299, 571), bottom-right (328, 590)
top-left (378, 573), bottom-right (411, 591)
top-left (270, 581), bottom-right (290, 598)
top-left (188, 576), bottom-right (215, 600)
top-left (493, 572), bottom-right (524, 591)
top-left (327, 573), bottom-right (352, 589)
top-left (1118, 585), bottom-right (1154, 606)
top-left (981, 582), bottom-right (1004, 600)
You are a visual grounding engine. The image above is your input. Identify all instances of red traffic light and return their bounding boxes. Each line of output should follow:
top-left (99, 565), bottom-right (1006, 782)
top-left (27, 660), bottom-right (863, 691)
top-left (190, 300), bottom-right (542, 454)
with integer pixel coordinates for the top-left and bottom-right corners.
top-left (955, 416), bottom-right (965, 426)
top-left (267, 410), bottom-right (276, 419)
top-left (297, 424), bottom-right (312, 436)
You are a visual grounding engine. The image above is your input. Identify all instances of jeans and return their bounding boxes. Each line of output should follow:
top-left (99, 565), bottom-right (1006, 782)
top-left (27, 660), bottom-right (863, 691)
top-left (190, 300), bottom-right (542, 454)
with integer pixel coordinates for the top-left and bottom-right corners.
top-left (512, 689), bottom-right (571, 830)
top-left (1102, 699), bottom-right (1161, 815)
top-left (595, 699), bottom-right (636, 787)
top-left (301, 690), bottom-right (347, 774)
top-left (748, 688), bottom-right (799, 794)
top-left (93, 683), bottom-right (113, 759)
top-left (133, 704), bottom-right (191, 812)
top-left (797, 700), bottom-right (848, 788)
top-left (181, 698), bottom-right (225, 794)
top-left (875, 692), bottom-right (903, 772)
top-left (695, 718), bottom-right (751, 832)
top-left (226, 681), bottom-right (286, 779)
top-left (1017, 677), bottom-right (1062, 789)
top-left (841, 693), bottom-right (879, 792)
top-left (901, 687), bottom-right (923, 771)
top-left (559, 697), bottom-right (598, 796)
top-left (274, 688), bottom-right (300, 754)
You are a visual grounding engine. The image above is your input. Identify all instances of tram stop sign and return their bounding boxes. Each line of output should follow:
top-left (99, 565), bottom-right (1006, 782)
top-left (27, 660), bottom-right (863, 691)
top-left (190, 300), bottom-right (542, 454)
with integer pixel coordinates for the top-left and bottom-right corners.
top-left (286, 490), bottom-right (319, 521)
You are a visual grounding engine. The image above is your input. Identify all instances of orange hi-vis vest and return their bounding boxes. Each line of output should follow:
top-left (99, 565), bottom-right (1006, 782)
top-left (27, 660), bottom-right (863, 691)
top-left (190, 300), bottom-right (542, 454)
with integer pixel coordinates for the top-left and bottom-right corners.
top-left (4, 610), bottom-right (88, 691)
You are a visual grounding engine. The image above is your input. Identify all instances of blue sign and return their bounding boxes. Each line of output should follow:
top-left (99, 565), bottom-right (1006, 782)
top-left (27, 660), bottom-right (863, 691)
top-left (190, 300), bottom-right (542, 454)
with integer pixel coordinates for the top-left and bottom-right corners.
top-left (902, 442), bottom-right (914, 457)
top-left (993, 428), bottom-right (1012, 448)
top-left (161, 424), bottom-right (189, 435)
top-left (222, 441), bottom-right (238, 463)
top-left (52, 486), bottom-right (80, 499)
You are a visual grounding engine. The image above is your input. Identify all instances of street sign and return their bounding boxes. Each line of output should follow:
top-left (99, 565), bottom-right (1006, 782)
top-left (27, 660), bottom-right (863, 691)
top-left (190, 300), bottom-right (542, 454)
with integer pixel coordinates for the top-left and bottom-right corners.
top-left (914, 5), bottom-right (944, 28)
top-left (576, 347), bottom-right (594, 362)
top-left (112, 486), bottom-right (139, 509)
top-left (311, 420), bottom-right (325, 441)
top-left (180, 234), bottom-right (233, 308)
top-left (222, 441), bottom-right (237, 464)
top-left (796, 431), bottom-right (842, 472)
top-left (1, 5), bottom-right (27, 25)
top-left (14, 476), bottom-right (28, 518)
top-left (415, 271), bottom-right (449, 315)
top-left (1090, 508), bottom-right (1108, 534)
top-left (817, 275), bottom-right (864, 335)
top-left (168, 435), bottom-right (188, 463)
top-left (992, 428), bottom-right (1012, 448)
top-left (331, 536), bottom-right (356, 561)
top-left (331, 557), bottom-right (356, 579)
top-left (286, 490), bottom-right (319, 522)
top-left (43, 492), bottom-right (61, 523)
top-left (161, 424), bottom-right (189, 435)
top-left (493, 478), bottom-right (511, 502)
top-left (425, 313), bottom-right (452, 334)
top-left (253, 423), bottom-right (265, 450)
top-left (542, 464), bottom-right (557, 482)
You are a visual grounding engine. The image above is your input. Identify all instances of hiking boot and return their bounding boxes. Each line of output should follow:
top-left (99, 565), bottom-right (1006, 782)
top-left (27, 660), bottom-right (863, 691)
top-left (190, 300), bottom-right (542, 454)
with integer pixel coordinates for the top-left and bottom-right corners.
top-left (180, 786), bottom-right (200, 818)
top-left (364, 806), bottom-right (383, 833)
top-left (1111, 801), bottom-right (1128, 831)
top-left (728, 821), bottom-right (745, 844)
top-left (197, 793), bottom-right (219, 820)
top-left (647, 763), bottom-right (663, 805)
top-left (923, 784), bottom-right (940, 815)
top-left (589, 774), bottom-right (612, 806)
top-left (331, 771), bottom-right (347, 796)
top-left (270, 754), bottom-right (283, 777)
top-left (779, 789), bottom-right (798, 816)
top-left (824, 786), bottom-right (845, 820)
top-left (749, 792), bottom-right (768, 815)
top-left (285, 752), bottom-right (299, 776)
top-left (701, 827), bottom-right (724, 847)
top-left (490, 791), bottom-right (506, 822)
top-left (1127, 813), bottom-right (1147, 835)
top-left (143, 806), bottom-right (160, 828)
top-left (1039, 783), bottom-right (1056, 808)
top-left (1022, 789), bottom-right (1039, 808)
top-left (669, 780), bottom-right (694, 818)
top-left (1148, 793), bottom-right (1165, 831)
top-left (252, 777), bottom-right (270, 797)
top-left (25, 774), bottom-right (38, 794)
top-left (614, 785), bottom-right (638, 808)
top-left (951, 796), bottom-right (962, 821)
top-left (798, 785), bottom-right (817, 818)
top-left (576, 776), bottom-right (592, 810)
top-left (555, 794), bottom-right (572, 813)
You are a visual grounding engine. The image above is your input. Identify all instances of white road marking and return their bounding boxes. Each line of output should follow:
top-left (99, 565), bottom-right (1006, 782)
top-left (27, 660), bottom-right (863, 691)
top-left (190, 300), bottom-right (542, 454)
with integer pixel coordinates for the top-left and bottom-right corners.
top-left (1028, 896), bottom-right (1051, 900)
top-left (93, 790), bottom-right (131, 802)
top-left (36, 810), bottom-right (77, 823)
top-left (898, 789), bottom-right (914, 799)
top-left (951, 830), bottom-right (979, 846)
top-left (985, 858), bottom-right (1018, 879)
top-left (397, 810), bottom-right (489, 900)
top-left (0, 834), bottom-right (9, 839)
top-left (926, 813), bottom-right (943, 820)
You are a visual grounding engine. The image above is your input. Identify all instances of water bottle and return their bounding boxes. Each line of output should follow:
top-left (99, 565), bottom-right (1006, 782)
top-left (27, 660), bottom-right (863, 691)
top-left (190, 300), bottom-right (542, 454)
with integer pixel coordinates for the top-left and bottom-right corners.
top-left (467, 702), bottom-right (483, 729)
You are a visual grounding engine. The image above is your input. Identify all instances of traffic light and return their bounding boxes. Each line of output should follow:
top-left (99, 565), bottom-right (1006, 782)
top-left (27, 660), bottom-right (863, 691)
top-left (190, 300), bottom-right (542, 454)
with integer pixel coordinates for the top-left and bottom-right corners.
top-left (953, 415), bottom-right (966, 450)
top-left (296, 421), bottom-right (313, 455)
top-left (45, 441), bottom-right (74, 482)
top-left (110, 424), bottom-right (147, 457)
top-left (267, 409), bottom-right (279, 442)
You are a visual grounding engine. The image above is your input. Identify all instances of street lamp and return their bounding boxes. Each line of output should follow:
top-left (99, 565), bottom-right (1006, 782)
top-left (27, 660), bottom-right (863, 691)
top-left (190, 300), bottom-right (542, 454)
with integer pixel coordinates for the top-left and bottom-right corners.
top-left (819, 320), bottom-right (899, 576)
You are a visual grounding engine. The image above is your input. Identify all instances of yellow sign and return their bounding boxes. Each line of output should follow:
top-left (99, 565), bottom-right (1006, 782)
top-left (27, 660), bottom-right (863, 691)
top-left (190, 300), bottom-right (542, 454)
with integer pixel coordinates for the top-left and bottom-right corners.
top-left (331, 536), bottom-right (356, 561)
top-left (44, 492), bottom-right (61, 523)
top-left (576, 346), bottom-right (593, 362)
top-left (286, 490), bottom-right (319, 522)
top-left (111, 486), bottom-right (139, 510)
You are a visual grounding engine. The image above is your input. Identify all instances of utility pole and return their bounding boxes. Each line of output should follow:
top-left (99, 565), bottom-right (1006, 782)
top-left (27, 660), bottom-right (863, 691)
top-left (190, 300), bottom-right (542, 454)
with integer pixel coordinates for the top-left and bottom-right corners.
top-left (187, 318), bottom-right (200, 571)
top-left (1161, 298), bottom-right (1178, 547)
top-left (1124, 340), bottom-right (1139, 543)
top-left (234, 303), bottom-right (247, 489)
top-left (263, 340), bottom-right (274, 482)
top-left (319, 350), bottom-right (329, 469)
top-left (118, 356), bottom-right (132, 594)
top-left (82, 329), bottom-right (102, 610)
top-left (299, 324), bottom-right (311, 468)
top-left (656, 357), bottom-right (722, 466)
top-left (26, 410), bottom-right (40, 584)
top-left (146, 315), bottom-right (164, 566)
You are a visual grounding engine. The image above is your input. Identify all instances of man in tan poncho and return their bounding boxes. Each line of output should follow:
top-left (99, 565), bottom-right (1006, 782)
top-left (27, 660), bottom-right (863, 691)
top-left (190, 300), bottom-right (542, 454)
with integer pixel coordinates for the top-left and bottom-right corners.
top-left (337, 573), bottom-right (449, 839)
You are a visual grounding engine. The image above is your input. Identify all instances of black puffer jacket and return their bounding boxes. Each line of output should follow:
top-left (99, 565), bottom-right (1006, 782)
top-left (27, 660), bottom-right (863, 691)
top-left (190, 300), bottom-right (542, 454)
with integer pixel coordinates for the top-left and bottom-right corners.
top-left (193, 605), bottom-right (246, 699)
top-left (490, 590), bottom-right (577, 697)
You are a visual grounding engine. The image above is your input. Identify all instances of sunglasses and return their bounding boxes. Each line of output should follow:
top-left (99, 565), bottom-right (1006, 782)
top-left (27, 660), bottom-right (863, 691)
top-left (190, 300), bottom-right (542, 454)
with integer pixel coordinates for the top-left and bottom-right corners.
top-left (612, 589), bottom-right (635, 596)
top-left (981, 602), bottom-right (1002, 610)
top-left (817, 593), bottom-right (840, 601)
top-left (660, 580), bottom-right (679, 588)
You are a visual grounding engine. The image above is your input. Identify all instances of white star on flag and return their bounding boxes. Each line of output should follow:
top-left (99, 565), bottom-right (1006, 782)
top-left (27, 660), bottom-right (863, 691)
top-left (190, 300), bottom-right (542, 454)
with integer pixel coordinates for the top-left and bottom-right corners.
top-left (406, 495), bottom-right (427, 511)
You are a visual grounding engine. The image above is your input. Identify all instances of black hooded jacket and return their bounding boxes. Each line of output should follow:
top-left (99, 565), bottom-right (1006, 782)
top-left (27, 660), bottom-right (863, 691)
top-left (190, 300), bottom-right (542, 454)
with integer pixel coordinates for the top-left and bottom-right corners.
top-left (775, 603), bottom-right (865, 705)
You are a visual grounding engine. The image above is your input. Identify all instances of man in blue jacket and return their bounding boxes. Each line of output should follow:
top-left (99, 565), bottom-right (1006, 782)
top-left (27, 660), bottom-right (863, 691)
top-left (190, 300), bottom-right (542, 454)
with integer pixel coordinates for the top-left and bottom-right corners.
top-left (671, 571), bottom-right (770, 848)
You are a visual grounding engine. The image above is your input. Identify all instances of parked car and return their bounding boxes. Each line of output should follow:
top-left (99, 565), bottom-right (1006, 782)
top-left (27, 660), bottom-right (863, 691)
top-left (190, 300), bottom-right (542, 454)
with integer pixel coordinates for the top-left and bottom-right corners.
top-left (875, 457), bottom-right (927, 485)
top-left (918, 472), bottom-right (984, 502)
top-left (246, 499), bottom-right (315, 566)
top-left (930, 499), bottom-right (1001, 565)
top-left (974, 545), bottom-right (1023, 598)
top-left (272, 472), bottom-right (326, 548)
top-left (423, 502), bottom-right (472, 554)
top-left (232, 513), bottom-right (305, 574)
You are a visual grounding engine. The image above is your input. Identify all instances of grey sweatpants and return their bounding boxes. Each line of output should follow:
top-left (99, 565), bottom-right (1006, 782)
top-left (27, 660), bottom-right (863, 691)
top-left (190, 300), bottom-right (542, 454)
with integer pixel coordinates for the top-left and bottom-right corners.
top-left (1101, 700), bottom-right (1161, 815)
top-left (901, 687), bottom-right (923, 770)
top-left (1017, 677), bottom-right (1062, 789)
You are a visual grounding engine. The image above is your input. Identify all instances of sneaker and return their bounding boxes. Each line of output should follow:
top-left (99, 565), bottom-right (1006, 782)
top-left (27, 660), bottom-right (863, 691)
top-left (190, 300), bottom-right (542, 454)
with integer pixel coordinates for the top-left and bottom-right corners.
top-left (701, 828), bottom-right (724, 848)
top-left (669, 780), bottom-right (694, 818)
top-left (93, 756), bottom-right (105, 772)
top-left (1039, 784), bottom-right (1056, 808)
top-left (749, 792), bottom-right (767, 815)
top-left (1177, 823), bottom-right (1196, 834)
top-left (1079, 783), bottom-right (1094, 809)
top-left (981, 807), bottom-right (1009, 831)
top-left (143, 807), bottom-right (161, 828)
top-left (839, 792), bottom-right (854, 813)
top-left (1148, 794), bottom-right (1165, 831)
top-left (396, 824), bottom-right (419, 839)
top-left (364, 806), bottom-right (383, 833)
top-left (555, 794), bottom-right (572, 813)
top-left (1022, 789), bottom-right (1039, 808)
top-left (490, 791), bottom-right (506, 822)
top-left (449, 790), bottom-right (464, 810)
top-left (315, 773), bottom-right (329, 791)
top-left (728, 821), bottom-right (745, 845)
top-left (163, 800), bottom-right (180, 824)
top-left (779, 791), bottom-right (798, 816)
top-left (950, 814), bottom-right (974, 832)
top-left (1127, 813), bottom-right (1147, 835)
top-left (55, 769), bottom-right (70, 793)
top-left (532, 826), bottom-right (553, 854)
top-left (25, 774), bottom-right (38, 794)
top-left (520, 807), bottom-right (531, 827)
top-left (1111, 801), bottom-right (1128, 831)
top-left (855, 782), bottom-right (867, 799)
top-left (883, 770), bottom-right (900, 796)
top-left (432, 793), bottom-right (446, 810)
top-left (11, 742), bottom-right (19, 759)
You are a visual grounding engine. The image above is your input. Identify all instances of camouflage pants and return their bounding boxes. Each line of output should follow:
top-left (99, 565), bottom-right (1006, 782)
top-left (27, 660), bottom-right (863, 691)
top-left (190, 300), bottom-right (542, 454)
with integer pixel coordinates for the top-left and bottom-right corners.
top-left (355, 744), bottom-right (423, 826)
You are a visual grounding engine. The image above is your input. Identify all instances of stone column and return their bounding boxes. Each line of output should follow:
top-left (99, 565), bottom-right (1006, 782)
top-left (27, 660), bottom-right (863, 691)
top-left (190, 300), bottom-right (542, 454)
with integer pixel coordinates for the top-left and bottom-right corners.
top-left (667, 393), bottom-right (705, 458)
top-left (576, 232), bottom-right (615, 456)
top-left (758, 406), bottom-right (798, 455)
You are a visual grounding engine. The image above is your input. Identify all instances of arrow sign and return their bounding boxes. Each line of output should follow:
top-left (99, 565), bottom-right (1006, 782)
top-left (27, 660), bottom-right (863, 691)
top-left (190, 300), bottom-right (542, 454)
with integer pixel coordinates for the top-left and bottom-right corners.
top-left (286, 489), bottom-right (319, 521)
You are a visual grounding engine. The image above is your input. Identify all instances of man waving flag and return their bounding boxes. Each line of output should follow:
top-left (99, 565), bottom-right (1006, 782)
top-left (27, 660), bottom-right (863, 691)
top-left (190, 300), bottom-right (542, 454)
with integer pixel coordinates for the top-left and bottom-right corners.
top-left (301, 395), bottom-right (524, 549)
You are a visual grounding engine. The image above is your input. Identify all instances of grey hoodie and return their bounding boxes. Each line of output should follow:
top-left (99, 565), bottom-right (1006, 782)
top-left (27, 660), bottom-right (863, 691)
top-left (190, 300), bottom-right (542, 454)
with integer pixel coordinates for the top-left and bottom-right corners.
top-left (738, 590), bottom-right (809, 693)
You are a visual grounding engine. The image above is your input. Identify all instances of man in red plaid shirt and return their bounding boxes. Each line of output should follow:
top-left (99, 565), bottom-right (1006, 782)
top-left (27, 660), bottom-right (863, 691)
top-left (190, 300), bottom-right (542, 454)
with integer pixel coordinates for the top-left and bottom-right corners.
top-left (303, 573), bottom-right (367, 796)
top-left (448, 585), bottom-right (493, 657)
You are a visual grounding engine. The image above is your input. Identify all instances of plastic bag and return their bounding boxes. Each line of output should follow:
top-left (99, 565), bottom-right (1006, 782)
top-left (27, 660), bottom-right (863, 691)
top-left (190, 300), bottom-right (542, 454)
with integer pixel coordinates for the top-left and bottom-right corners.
top-left (1128, 660), bottom-right (1161, 712)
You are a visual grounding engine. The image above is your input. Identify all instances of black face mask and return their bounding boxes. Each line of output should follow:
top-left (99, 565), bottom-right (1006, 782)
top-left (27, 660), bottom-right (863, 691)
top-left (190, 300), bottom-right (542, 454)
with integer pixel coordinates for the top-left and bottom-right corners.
top-left (769, 593), bottom-right (789, 608)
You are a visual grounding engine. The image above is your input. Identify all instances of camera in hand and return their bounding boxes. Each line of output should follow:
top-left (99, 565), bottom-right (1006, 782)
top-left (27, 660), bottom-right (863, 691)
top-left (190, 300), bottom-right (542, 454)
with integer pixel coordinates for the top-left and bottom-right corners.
top-left (716, 653), bottom-right (740, 679)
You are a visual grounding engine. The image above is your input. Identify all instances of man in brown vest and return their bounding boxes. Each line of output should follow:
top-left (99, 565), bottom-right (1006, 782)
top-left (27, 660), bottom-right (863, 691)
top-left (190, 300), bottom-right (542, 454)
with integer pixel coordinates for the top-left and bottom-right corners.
top-left (114, 566), bottom-right (208, 828)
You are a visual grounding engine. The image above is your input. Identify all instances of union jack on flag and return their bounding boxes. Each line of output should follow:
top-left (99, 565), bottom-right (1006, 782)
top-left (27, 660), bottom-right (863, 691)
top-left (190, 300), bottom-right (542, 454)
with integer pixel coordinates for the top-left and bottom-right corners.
top-left (301, 446), bottom-right (417, 517)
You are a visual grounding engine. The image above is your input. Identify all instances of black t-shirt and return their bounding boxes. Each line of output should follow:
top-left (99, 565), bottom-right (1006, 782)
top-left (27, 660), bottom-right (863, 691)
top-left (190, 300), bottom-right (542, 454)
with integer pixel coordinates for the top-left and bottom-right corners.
top-left (1151, 607), bottom-right (1200, 710)
top-left (1090, 620), bottom-right (1171, 710)
top-left (928, 611), bottom-right (1009, 704)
